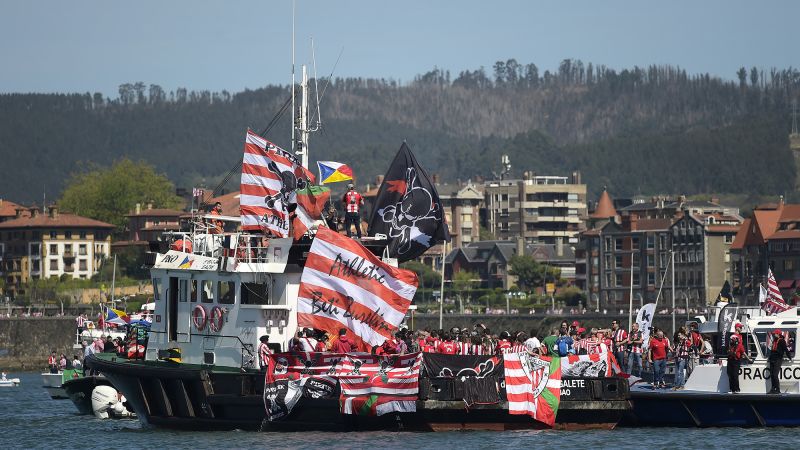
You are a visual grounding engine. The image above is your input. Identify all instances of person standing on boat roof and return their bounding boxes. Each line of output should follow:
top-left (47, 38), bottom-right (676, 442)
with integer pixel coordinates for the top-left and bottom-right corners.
top-left (209, 202), bottom-right (224, 234)
top-left (768, 329), bottom-right (790, 394)
top-left (258, 335), bottom-right (272, 370)
top-left (341, 184), bottom-right (364, 239)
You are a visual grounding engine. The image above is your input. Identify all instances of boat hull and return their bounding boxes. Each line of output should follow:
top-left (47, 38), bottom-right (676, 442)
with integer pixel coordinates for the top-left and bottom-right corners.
top-left (625, 388), bottom-right (800, 427)
top-left (41, 373), bottom-right (68, 400)
top-left (88, 355), bottom-right (629, 431)
top-left (62, 376), bottom-right (114, 415)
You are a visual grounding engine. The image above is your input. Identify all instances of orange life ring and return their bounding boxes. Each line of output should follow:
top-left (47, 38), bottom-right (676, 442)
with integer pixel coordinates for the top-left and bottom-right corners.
top-left (209, 306), bottom-right (224, 332)
top-left (193, 305), bottom-right (208, 331)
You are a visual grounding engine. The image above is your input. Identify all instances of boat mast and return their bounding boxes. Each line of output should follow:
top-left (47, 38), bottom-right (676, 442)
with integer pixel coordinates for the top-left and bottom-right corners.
top-left (297, 65), bottom-right (310, 168)
top-left (290, 0), bottom-right (296, 155)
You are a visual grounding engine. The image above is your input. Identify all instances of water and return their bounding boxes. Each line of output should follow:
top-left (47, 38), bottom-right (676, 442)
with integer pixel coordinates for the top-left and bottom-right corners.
top-left (1, 372), bottom-right (797, 449)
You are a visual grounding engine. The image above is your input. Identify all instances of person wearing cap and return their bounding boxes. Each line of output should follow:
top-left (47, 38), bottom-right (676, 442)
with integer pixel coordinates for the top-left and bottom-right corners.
top-left (727, 332), bottom-right (746, 393)
top-left (341, 183), bottom-right (364, 238)
top-left (768, 330), bottom-right (789, 394)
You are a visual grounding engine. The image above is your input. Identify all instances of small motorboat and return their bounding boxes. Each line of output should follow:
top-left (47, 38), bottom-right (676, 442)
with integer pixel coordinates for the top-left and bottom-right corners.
top-left (0, 372), bottom-right (20, 387)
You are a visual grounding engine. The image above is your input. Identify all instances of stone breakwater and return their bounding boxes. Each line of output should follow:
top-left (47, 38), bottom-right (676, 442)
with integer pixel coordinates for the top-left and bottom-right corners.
top-left (0, 317), bottom-right (76, 370)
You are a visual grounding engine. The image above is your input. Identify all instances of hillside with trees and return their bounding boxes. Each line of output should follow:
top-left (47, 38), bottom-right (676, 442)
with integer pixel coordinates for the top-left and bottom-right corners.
top-left (0, 59), bottom-right (798, 203)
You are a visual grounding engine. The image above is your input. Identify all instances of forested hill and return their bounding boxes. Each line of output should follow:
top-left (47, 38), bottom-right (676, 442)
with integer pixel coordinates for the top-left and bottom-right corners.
top-left (0, 60), bottom-right (798, 203)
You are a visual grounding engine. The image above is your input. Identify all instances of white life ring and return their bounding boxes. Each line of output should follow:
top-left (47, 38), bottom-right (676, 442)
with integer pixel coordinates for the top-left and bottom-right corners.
top-left (193, 305), bottom-right (208, 331)
top-left (209, 306), bottom-right (224, 333)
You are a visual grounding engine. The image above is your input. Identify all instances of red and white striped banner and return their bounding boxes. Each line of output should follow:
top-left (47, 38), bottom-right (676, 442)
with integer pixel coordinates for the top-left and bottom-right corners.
top-left (297, 226), bottom-right (418, 352)
top-left (239, 129), bottom-right (315, 237)
top-left (503, 353), bottom-right (561, 427)
top-left (338, 353), bottom-right (422, 416)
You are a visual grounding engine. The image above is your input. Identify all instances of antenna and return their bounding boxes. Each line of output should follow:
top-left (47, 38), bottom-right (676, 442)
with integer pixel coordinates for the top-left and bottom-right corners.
top-left (310, 37), bottom-right (322, 132)
top-left (290, 0), bottom-right (296, 153)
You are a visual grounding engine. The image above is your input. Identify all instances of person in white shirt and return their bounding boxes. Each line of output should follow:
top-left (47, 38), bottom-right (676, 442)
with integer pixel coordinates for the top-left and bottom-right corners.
top-left (524, 328), bottom-right (541, 355)
top-left (298, 328), bottom-right (318, 352)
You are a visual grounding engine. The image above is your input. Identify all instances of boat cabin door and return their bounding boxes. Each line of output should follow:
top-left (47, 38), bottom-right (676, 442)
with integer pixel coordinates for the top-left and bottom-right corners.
top-left (176, 279), bottom-right (191, 343)
top-left (166, 277), bottom-right (179, 342)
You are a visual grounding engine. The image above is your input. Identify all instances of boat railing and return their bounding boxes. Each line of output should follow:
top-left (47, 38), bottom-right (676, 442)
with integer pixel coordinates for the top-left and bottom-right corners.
top-left (162, 229), bottom-right (280, 265)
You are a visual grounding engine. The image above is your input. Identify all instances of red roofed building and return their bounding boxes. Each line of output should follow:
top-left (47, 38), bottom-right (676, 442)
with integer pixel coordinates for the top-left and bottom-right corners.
top-left (124, 203), bottom-right (184, 243)
top-left (0, 205), bottom-right (114, 297)
top-left (731, 199), bottom-right (800, 303)
top-left (0, 199), bottom-right (28, 223)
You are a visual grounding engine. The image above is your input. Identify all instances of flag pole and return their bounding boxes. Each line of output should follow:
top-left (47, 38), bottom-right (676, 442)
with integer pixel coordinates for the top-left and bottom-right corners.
top-left (439, 242), bottom-right (446, 330)
top-left (628, 254), bottom-right (634, 331)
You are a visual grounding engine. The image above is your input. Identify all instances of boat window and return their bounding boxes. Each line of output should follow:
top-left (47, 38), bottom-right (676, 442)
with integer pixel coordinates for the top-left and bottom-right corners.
top-left (190, 280), bottom-right (198, 302)
top-left (179, 280), bottom-right (188, 302)
top-left (201, 280), bottom-right (214, 303)
top-left (241, 282), bottom-right (270, 305)
top-left (218, 281), bottom-right (235, 305)
top-left (152, 279), bottom-right (161, 301)
top-left (755, 330), bottom-right (798, 359)
top-left (746, 335), bottom-right (760, 358)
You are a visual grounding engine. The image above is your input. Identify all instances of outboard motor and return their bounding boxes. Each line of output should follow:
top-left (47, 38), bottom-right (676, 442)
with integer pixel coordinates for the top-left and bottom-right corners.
top-left (91, 385), bottom-right (134, 419)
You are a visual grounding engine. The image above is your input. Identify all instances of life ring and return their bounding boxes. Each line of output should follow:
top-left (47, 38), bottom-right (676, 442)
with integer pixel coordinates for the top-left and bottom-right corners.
top-left (193, 305), bottom-right (208, 331)
top-left (209, 306), bottom-right (224, 333)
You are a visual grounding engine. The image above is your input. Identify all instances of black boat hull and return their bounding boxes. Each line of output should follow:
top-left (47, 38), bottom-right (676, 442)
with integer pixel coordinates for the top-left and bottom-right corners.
top-left (624, 388), bottom-right (800, 427)
top-left (88, 355), bottom-right (630, 431)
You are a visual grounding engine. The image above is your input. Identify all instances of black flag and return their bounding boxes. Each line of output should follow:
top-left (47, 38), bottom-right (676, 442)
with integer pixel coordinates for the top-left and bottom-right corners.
top-left (718, 302), bottom-right (738, 352)
top-left (368, 143), bottom-right (450, 262)
top-left (716, 280), bottom-right (733, 303)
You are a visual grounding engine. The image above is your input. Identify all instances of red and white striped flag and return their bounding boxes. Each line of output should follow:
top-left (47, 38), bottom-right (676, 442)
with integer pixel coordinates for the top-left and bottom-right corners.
top-left (503, 353), bottom-right (562, 427)
top-left (239, 129), bottom-right (315, 237)
top-left (297, 226), bottom-right (418, 352)
top-left (338, 353), bottom-right (422, 416)
top-left (761, 268), bottom-right (791, 315)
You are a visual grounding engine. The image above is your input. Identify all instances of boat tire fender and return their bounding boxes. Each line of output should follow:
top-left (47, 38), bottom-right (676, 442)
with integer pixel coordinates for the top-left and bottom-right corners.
top-left (193, 305), bottom-right (208, 331)
top-left (209, 306), bottom-right (224, 333)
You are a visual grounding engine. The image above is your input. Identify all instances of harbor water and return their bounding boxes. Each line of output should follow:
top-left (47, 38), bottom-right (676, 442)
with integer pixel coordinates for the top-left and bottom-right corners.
top-left (1, 372), bottom-right (797, 449)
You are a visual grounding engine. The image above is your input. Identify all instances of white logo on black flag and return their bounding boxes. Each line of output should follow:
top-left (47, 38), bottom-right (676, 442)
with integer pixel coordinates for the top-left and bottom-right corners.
top-left (367, 143), bottom-right (450, 262)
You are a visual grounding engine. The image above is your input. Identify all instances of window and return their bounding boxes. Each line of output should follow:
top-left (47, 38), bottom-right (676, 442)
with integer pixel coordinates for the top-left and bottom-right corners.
top-left (32, 260), bottom-right (40, 272)
top-left (696, 250), bottom-right (703, 262)
top-left (152, 279), bottom-right (161, 301)
top-left (190, 280), bottom-right (198, 302)
top-left (180, 280), bottom-right (188, 302)
top-left (785, 260), bottom-right (794, 271)
top-left (615, 274), bottom-right (623, 287)
top-left (615, 239), bottom-right (623, 251)
top-left (659, 235), bottom-right (668, 249)
top-left (647, 235), bottom-right (655, 249)
top-left (79, 259), bottom-right (87, 271)
top-left (615, 255), bottom-right (623, 268)
top-left (241, 282), bottom-right (271, 305)
top-left (604, 254), bottom-right (612, 269)
top-left (648, 272), bottom-right (656, 286)
top-left (688, 251), bottom-right (695, 263)
top-left (604, 238), bottom-right (612, 252)
top-left (50, 231), bottom-right (57, 239)
top-left (604, 272), bottom-right (612, 287)
top-left (632, 253), bottom-right (640, 266)
top-left (80, 231), bottom-right (87, 239)
top-left (49, 244), bottom-right (58, 255)
top-left (218, 281), bottom-right (235, 304)
top-left (64, 244), bottom-right (73, 255)
top-left (65, 231), bottom-right (72, 239)
top-left (632, 272), bottom-right (640, 287)
top-left (30, 243), bottom-right (40, 254)
top-left (631, 237), bottom-right (640, 250)
top-left (647, 254), bottom-right (655, 267)
top-left (49, 259), bottom-right (58, 270)
top-left (201, 280), bottom-right (214, 303)
top-left (79, 244), bottom-right (87, 255)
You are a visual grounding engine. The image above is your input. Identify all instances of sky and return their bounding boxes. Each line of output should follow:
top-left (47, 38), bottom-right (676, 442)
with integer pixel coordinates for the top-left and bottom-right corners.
top-left (1, 0), bottom-right (797, 97)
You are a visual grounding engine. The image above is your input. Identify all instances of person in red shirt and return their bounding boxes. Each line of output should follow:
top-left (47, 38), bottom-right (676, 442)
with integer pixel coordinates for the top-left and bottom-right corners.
top-left (648, 328), bottom-right (671, 388)
top-left (331, 328), bottom-right (355, 353)
top-left (315, 334), bottom-right (329, 352)
top-left (495, 331), bottom-right (512, 354)
top-left (727, 334), bottom-right (746, 393)
top-left (437, 333), bottom-right (457, 354)
top-left (341, 184), bottom-right (364, 238)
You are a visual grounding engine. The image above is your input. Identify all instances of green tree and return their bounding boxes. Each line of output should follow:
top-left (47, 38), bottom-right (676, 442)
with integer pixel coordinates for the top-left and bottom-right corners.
top-left (452, 270), bottom-right (478, 312)
top-left (400, 261), bottom-right (442, 288)
top-left (59, 158), bottom-right (182, 229)
top-left (510, 255), bottom-right (562, 292)
top-left (478, 226), bottom-right (496, 241)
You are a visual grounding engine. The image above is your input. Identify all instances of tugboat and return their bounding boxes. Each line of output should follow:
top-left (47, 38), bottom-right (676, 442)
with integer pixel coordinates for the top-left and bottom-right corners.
top-left (88, 67), bottom-right (630, 431)
top-left (626, 305), bottom-right (800, 427)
